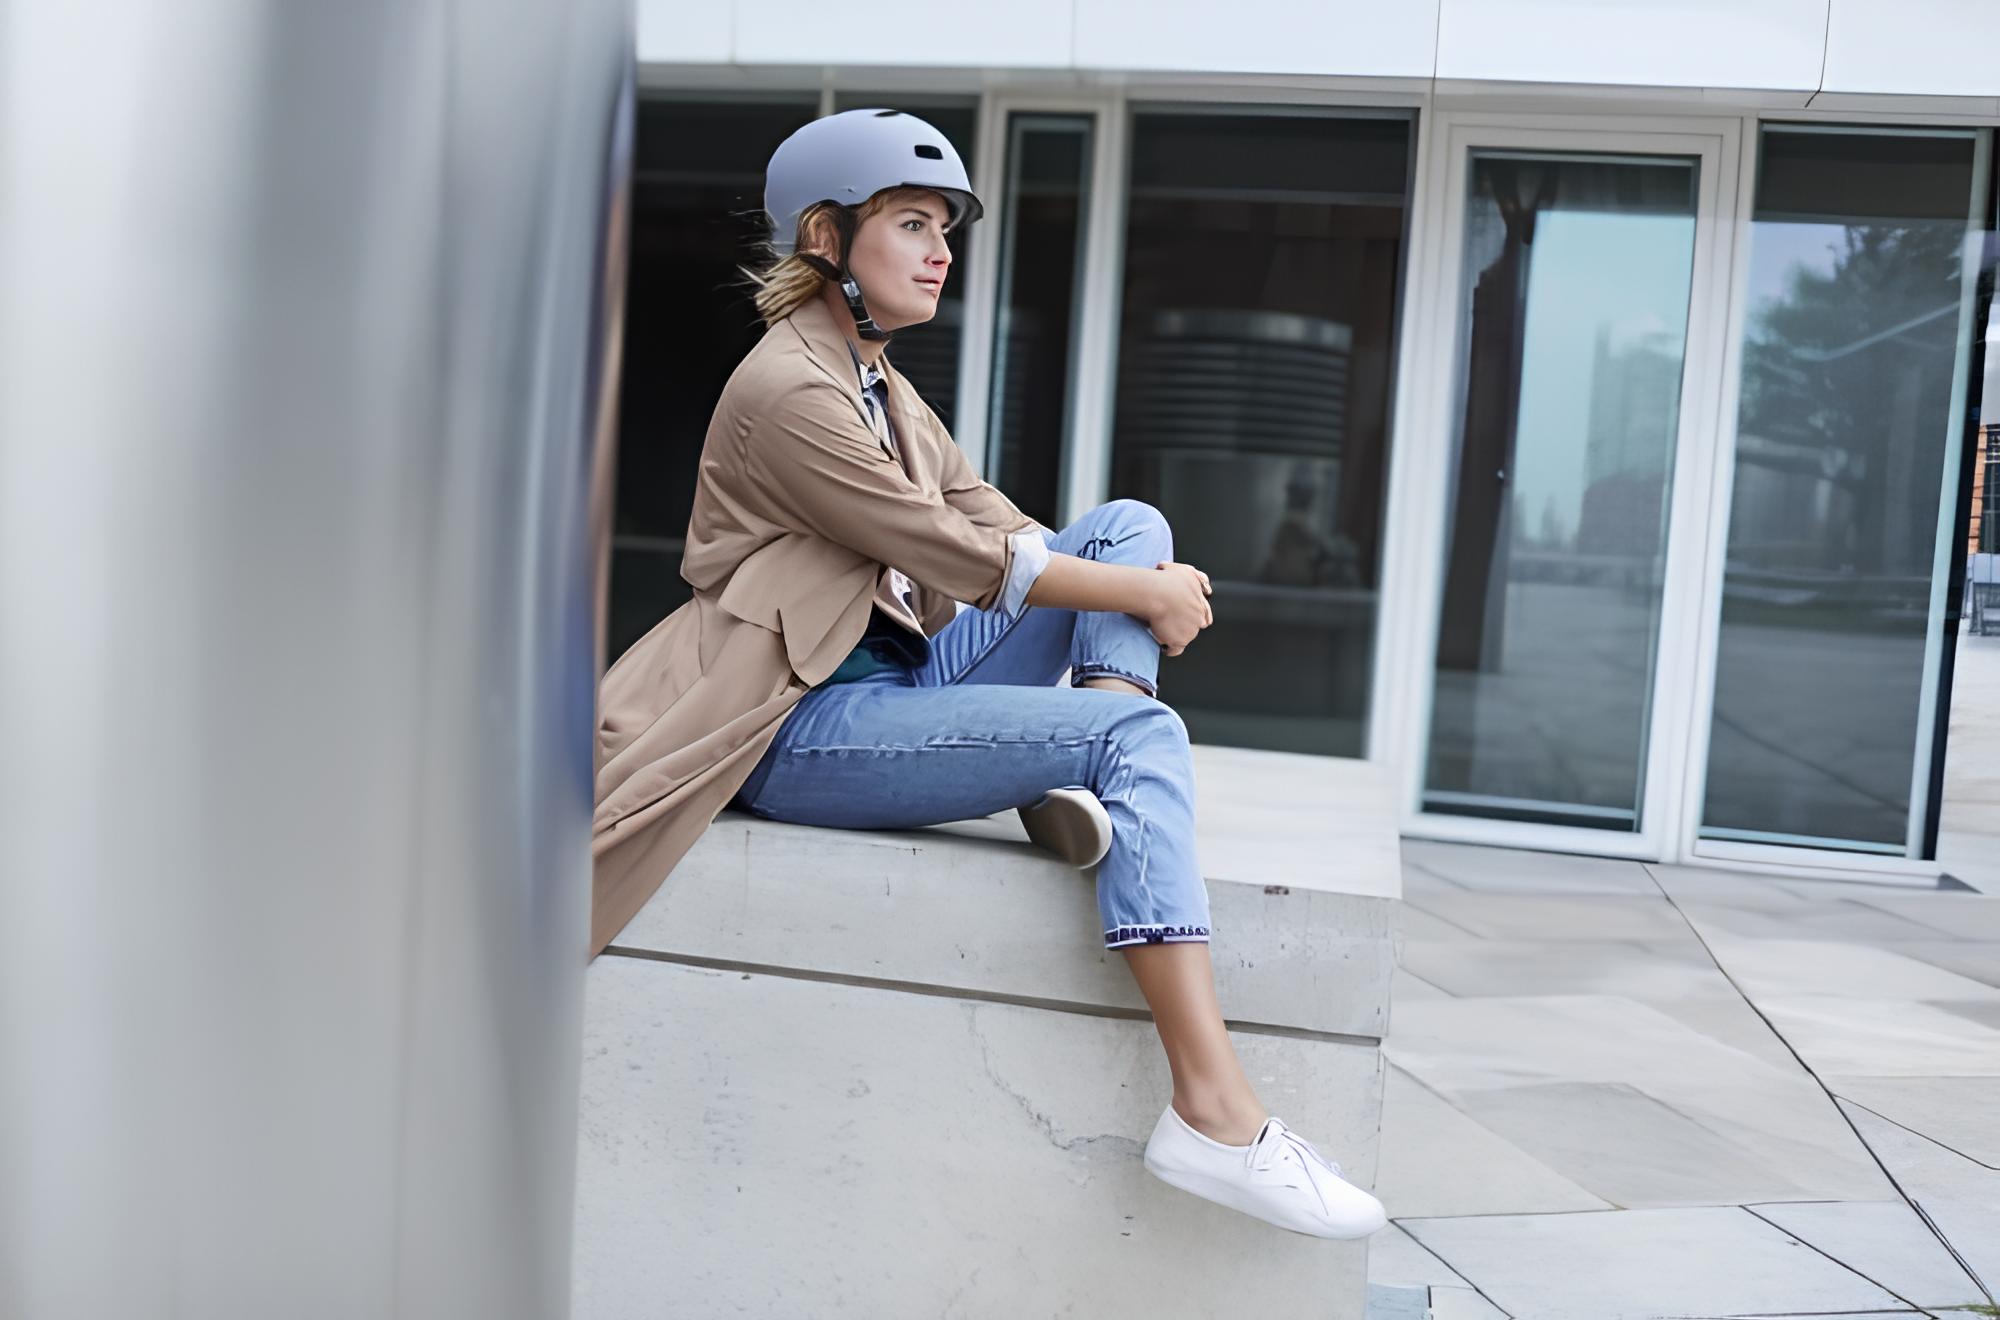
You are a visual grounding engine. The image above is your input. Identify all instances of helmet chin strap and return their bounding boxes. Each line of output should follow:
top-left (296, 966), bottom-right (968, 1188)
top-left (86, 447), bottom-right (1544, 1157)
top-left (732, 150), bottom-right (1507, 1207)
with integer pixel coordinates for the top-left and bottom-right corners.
top-left (800, 207), bottom-right (892, 343)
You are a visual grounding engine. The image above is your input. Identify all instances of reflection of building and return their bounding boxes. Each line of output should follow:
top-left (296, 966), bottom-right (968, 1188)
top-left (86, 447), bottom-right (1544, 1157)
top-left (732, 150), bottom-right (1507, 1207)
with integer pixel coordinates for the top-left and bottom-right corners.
top-left (1576, 324), bottom-right (1682, 560)
top-left (627, 8), bottom-right (2000, 879)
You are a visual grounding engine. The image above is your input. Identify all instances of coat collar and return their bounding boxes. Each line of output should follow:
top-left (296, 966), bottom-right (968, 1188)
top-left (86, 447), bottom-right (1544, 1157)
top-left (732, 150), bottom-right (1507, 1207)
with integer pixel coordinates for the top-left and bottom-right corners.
top-left (779, 294), bottom-right (931, 454)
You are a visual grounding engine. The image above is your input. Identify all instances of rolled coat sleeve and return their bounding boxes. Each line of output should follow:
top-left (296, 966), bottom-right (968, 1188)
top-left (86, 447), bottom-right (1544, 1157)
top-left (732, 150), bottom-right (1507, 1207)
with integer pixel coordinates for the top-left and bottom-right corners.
top-left (931, 416), bottom-right (1049, 619)
top-left (740, 383), bottom-right (1025, 612)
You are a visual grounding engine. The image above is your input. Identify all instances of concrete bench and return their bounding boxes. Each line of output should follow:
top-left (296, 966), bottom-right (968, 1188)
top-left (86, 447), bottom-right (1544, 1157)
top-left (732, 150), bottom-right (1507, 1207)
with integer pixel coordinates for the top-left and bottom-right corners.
top-left (573, 746), bottom-right (1401, 1317)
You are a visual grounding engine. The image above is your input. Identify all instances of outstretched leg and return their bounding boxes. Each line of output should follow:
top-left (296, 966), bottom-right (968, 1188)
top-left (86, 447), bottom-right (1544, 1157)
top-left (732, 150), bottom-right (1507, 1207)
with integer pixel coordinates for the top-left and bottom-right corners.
top-left (1123, 940), bottom-right (1268, 1144)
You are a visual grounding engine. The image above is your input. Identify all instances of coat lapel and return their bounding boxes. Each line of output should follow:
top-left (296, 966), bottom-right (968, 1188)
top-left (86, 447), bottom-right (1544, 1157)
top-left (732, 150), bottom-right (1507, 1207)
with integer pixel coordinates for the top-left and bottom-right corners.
top-left (784, 298), bottom-right (873, 438)
top-left (777, 297), bottom-right (928, 632)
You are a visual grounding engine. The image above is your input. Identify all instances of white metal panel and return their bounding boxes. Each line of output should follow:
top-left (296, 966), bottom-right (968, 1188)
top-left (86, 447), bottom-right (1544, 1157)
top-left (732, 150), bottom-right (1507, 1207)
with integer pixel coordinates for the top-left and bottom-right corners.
top-left (733, 0), bottom-right (1073, 68)
top-left (1822, 0), bottom-right (2000, 97)
top-left (1073, 0), bottom-right (1438, 78)
top-left (637, 0), bottom-right (732, 64)
top-left (949, 95), bottom-right (1008, 478)
top-left (1435, 0), bottom-right (1829, 92)
top-left (1061, 99), bottom-right (1131, 524)
top-left (1905, 132), bottom-right (1991, 858)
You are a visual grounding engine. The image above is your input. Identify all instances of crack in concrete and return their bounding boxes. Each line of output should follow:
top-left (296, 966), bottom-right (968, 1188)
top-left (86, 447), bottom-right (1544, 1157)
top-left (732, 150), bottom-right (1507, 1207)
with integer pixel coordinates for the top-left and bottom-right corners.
top-left (963, 1006), bottom-right (1144, 1161)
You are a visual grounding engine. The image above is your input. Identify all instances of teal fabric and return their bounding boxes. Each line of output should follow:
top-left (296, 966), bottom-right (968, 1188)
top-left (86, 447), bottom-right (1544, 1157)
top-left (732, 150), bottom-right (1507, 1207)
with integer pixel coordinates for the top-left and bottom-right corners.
top-left (821, 641), bottom-right (904, 686)
top-left (817, 608), bottom-right (932, 688)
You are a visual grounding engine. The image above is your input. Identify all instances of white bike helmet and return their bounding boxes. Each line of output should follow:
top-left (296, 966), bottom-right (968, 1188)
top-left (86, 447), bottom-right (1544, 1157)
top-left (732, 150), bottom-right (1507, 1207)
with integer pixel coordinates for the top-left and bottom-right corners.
top-left (763, 108), bottom-right (983, 340)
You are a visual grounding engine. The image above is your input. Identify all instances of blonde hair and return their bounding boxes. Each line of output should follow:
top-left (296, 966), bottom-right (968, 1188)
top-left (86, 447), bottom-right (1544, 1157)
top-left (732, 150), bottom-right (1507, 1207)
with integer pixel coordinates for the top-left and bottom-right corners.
top-left (743, 190), bottom-right (927, 327)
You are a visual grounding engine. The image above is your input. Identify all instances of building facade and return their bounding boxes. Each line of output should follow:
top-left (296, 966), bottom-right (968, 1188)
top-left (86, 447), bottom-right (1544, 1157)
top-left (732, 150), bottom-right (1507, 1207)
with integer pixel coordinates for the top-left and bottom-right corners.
top-left (616, 0), bottom-right (2000, 885)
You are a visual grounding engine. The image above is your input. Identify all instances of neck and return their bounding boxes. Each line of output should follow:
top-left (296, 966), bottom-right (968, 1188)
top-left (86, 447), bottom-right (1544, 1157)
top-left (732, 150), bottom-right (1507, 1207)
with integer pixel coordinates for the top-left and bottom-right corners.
top-left (817, 283), bottom-right (889, 365)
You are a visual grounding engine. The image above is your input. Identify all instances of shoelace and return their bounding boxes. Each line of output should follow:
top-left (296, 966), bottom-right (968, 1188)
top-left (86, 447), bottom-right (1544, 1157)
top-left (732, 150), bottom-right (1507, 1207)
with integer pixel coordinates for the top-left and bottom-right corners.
top-left (1247, 1118), bottom-right (1343, 1181)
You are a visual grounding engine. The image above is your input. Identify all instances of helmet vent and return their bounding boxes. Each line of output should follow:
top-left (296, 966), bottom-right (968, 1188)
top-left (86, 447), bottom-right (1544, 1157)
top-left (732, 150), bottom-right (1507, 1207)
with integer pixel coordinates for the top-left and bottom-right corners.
top-left (913, 144), bottom-right (943, 160)
top-left (873, 109), bottom-right (902, 117)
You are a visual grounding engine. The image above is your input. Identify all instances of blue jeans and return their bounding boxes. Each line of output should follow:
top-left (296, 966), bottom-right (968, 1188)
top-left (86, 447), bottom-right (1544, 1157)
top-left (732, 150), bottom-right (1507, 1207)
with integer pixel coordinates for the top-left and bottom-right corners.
top-left (732, 499), bottom-right (1212, 951)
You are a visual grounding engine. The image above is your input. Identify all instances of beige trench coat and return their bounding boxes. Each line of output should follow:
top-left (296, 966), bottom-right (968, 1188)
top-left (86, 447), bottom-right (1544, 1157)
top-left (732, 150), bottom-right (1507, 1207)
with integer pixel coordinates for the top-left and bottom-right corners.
top-left (591, 296), bottom-right (1039, 955)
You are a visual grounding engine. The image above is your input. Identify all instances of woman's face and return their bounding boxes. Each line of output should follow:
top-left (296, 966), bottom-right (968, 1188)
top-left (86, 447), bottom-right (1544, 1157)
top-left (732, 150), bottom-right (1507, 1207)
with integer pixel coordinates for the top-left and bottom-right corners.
top-left (839, 189), bottom-right (952, 333)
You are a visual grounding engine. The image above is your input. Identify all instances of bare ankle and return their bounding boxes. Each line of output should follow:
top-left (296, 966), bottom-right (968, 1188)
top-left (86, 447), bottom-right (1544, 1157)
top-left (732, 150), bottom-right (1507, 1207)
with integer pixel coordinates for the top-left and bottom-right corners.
top-left (1171, 1089), bottom-right (1268, 1147)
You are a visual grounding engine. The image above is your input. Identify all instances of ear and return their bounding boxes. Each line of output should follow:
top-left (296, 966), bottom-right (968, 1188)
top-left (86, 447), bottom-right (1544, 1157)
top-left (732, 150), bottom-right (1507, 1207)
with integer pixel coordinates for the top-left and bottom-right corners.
top-left (797, 204), bottom-right (843, 263)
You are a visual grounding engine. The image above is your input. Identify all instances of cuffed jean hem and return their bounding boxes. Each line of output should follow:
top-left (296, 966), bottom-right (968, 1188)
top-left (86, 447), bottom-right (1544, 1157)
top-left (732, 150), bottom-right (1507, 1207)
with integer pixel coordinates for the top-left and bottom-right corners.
top-left (1070, 663), bottom-right (1158, 699)
top-left (1103, 922), bottom-right (1212, 950)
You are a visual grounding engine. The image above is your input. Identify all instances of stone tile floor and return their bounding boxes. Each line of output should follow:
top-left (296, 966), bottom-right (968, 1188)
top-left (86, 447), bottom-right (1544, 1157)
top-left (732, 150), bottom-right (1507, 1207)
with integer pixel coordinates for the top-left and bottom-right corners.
top-left (1365, 632), bottom-right (2000, 1319)
top-left (1368, 840), bottom-right (2000, 1319)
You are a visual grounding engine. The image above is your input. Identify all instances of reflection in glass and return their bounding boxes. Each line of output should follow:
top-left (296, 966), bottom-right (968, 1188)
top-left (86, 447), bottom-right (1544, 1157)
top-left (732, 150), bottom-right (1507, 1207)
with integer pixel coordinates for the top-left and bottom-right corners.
top-left (988, 115), bottom-right (1093, 527)
top-left (1108, 110), bottom-right (1414, 756)
top-left (1701, 127), bottom-right (1988, 852)
top-left (1423, 153), bottom-right (1699, 829)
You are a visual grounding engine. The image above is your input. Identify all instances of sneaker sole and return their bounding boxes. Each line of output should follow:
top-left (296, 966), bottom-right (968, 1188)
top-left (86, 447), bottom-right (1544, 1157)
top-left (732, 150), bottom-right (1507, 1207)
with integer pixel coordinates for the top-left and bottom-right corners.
top-left (1143, 1152), bottom-right (1388, 1240)
top-left (1017, 787), bottom-right (1112, 868)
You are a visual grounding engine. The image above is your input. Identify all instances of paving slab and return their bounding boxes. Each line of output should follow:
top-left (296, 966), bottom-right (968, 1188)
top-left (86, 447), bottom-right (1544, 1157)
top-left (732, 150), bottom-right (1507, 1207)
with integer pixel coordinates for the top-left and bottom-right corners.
top-left (1396, 902), bottom-right (1485, 940)
top-left (1365, 1282), bottom-right (1432, 1319)
top-left (1747, 1200), bottom-right (1988, 1310)
top-left (1827, 1075), bottom-right (2000, 1168)
top-left (1401, 894), bottom-right (1695, 942)
top-left (1449, 1080), bottom-right (1857, 1208)
top-left (1844, 894), bottom-right (2000, 941)
top-left (1697, 936), bottom-right (2000, 1003)
top-left (1867, 941), bottom-right (2000, 989)
top-left (1640, 993), bottom-right (1804, 1073)
top-left (1754, 997), bottom-right (2000, 1077)
top-left (1369, 1221), bottom-right (1474, 1290)
top-left (1427, 1285), bottom-right (1510, 1319)
top-left (1373, 1066), bottom-right (1612, 1219)
top-left (1840, 1102), bottom-right (2000, 1301)
top-left (1728, 1312), bottom-right (1928, 1320)
top-left (1401, 1207), bottom-right (1906, 1320)
top-left (1672, 899), bottom-right (1947, 944)
top-left (1402, 840), bottom-right (1658, 896)
top-left (1385, 996), bottom-right (1890, 1205)
top-left (1399, 938), bottom-right (1741, 1001)
top-left (1390, 965), bottom-right (1455, 1002)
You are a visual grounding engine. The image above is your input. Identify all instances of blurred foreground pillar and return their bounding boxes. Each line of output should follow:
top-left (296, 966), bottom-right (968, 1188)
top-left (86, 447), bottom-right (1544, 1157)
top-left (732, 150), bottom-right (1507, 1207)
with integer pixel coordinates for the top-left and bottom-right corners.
top-left (0, 4), bottom-right (630, 1316)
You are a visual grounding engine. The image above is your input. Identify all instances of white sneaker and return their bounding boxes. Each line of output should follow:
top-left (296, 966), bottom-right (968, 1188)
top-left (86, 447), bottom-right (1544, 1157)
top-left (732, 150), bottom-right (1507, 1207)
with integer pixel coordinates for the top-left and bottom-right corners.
top-left (1017, 786), bottom-right (1112, 868)
top-left (1143, 1104), bottom-right (1387, 1240)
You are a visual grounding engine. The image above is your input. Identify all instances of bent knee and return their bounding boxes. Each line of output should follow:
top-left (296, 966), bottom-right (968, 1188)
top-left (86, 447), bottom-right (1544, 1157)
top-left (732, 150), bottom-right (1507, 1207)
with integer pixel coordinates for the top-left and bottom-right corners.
top-left (1097, 497), bottom-right (1169, 536)
top-left (1075, 498), bottom-right (1174, 564)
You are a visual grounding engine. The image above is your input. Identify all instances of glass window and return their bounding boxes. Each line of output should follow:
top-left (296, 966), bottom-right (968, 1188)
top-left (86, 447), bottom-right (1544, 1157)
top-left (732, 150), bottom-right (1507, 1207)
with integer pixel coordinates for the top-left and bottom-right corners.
top-left (1422, 152), bottom-right (1700, 830)
top-left (609, 96), bottom-right (816, 660)
top-left (988, 114), bottom-right (1094, 527)
top-left (1701, 126), bottom-right (1991, 852)
top-left (1107, 109), bottom-right (1415, 757)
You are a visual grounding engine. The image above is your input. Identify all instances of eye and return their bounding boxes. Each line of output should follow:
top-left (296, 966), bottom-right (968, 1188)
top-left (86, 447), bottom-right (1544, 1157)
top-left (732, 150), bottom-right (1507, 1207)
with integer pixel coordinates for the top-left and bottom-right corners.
top-left (902, 219), bottom-right (926, 232)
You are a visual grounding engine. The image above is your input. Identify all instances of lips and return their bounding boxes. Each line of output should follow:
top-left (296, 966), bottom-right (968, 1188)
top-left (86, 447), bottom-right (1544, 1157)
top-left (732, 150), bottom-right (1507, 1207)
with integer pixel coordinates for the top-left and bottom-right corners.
top-left (914, 277), bottom-right (943, 294)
